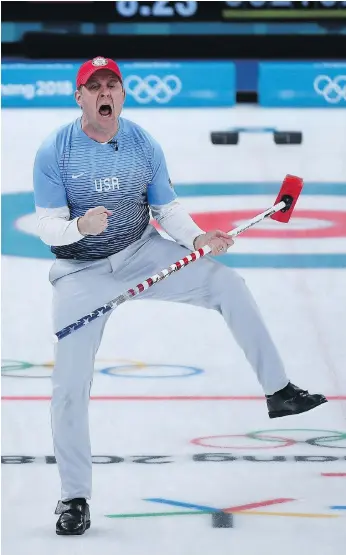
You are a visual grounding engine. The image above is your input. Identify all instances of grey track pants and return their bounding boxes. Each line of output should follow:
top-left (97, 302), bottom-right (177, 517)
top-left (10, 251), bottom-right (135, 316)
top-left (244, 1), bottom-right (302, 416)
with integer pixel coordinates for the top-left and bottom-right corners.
top-left (49, 225), bottom-right (288, 501)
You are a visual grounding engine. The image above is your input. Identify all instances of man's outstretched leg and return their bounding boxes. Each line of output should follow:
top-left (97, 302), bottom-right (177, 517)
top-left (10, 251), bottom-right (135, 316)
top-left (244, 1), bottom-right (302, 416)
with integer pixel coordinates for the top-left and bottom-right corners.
top-left (206, 262), bottom-right (328, 418)
top-left (134, 231), bottom-right (327, 418)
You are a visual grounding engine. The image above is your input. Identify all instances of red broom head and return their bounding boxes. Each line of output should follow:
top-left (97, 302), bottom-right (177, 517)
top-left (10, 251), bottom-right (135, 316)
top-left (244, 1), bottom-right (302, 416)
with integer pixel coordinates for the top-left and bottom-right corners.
top-left (271, 174), bottom-right (304, 223)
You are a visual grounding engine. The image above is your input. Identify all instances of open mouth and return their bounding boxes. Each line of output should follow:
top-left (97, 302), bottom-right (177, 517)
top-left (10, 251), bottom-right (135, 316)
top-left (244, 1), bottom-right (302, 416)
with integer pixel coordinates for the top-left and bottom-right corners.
top-left (98, 104), bottom-right (113, 117)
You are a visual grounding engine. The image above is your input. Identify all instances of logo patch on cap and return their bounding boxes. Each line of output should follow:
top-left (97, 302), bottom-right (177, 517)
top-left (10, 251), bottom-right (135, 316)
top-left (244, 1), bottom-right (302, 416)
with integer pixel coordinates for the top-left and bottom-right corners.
top-left (92, 57), bottom-right (108, 67)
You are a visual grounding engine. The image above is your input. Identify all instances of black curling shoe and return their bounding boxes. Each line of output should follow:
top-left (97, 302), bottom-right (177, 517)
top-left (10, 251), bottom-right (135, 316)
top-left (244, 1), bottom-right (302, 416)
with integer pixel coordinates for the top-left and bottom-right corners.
top-left (266, 382), bottom-right (328, 419)
top-left (55, 498), bottom-right (90, 536)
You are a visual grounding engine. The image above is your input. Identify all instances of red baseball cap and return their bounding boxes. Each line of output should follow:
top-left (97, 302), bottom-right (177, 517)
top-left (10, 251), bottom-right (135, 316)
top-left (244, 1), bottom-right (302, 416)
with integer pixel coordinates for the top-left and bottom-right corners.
top-left (76, 56), bottom-right (122, 88)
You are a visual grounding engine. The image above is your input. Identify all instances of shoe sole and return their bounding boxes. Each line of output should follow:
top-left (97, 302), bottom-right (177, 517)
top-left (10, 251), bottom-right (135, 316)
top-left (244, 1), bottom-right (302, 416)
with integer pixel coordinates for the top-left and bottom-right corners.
top-left (269, 397), bottom-right (328, 419)
top-left (56, 520), bottom-right (91, 536)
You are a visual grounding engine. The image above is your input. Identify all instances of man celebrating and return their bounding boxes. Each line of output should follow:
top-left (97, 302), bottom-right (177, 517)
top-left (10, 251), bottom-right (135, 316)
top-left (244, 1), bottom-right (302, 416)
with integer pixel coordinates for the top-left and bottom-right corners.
top-left (33, 56), bottom-right (327, 536)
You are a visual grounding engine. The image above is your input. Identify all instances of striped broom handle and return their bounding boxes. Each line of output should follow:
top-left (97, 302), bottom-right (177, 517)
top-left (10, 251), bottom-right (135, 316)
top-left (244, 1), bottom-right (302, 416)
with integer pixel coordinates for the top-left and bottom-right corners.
top-left (53, 201), bottom-right (285, 342)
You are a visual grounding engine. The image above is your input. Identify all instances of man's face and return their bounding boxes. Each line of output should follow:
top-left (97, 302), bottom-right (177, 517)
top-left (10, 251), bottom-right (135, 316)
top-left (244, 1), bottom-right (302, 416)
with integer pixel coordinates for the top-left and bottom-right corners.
top-left (75, 69), bottom-right (125, 129)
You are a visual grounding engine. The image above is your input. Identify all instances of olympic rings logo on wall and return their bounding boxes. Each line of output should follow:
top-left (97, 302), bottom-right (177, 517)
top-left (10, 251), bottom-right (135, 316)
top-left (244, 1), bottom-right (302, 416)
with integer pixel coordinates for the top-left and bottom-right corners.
top-left (1, 359), bottom-right (204, 379)
top-left (191, 429), bottom-right (346, 450)
top-left (313, 75), bottom-right (346, 104)
top-left (124, 74), bottom-right (182, 104)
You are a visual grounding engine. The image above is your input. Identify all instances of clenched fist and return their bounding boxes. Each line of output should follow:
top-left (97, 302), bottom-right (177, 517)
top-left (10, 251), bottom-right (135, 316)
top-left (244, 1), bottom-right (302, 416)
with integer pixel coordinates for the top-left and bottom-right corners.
top-left (77, 206), bottom-right (113, 236)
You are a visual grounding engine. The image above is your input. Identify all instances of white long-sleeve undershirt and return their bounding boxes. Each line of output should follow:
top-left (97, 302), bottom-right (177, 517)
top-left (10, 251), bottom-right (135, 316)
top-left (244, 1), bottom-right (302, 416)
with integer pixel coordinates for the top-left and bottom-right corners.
top-left (36, 206), bottom-right (84, 246)
top-left (150, 199), bottom-right (203, 250)
top-left (36, 200), bottom-right (204, 250)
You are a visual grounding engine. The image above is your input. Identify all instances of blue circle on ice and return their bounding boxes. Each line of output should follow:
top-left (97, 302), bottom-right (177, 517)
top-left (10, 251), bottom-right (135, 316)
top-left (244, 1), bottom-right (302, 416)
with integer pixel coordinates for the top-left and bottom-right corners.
top-left (2, 192), bottom-right (54, 259)
top-left (2, 189), bottom-right (345, 268)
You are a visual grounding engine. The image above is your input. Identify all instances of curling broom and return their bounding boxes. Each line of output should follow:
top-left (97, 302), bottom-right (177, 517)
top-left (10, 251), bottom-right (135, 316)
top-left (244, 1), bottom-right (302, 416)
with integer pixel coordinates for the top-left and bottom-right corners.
top-left (53, 174), bottom-right (303, 342)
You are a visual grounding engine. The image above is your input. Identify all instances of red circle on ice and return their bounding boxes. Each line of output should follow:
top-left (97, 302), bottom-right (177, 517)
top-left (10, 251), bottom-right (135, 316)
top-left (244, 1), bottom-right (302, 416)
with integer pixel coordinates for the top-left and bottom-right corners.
top-left (153, 210), bottom-right (346, 239)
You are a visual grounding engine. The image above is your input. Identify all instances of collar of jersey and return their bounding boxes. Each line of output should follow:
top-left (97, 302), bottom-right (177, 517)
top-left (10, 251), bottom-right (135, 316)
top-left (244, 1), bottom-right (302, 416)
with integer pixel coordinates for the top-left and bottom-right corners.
top-left (75, 116), bottom-right (122, 145)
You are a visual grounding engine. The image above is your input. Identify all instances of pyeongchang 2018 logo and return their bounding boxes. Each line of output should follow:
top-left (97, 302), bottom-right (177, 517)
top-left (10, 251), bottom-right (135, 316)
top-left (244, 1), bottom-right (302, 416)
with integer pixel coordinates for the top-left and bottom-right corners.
top-left (313, 75), bottom-right (346, 104)
top-left (2, 429), bottom-right (346, 465)
top-left (124, 74), bottom-right (182, 104)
